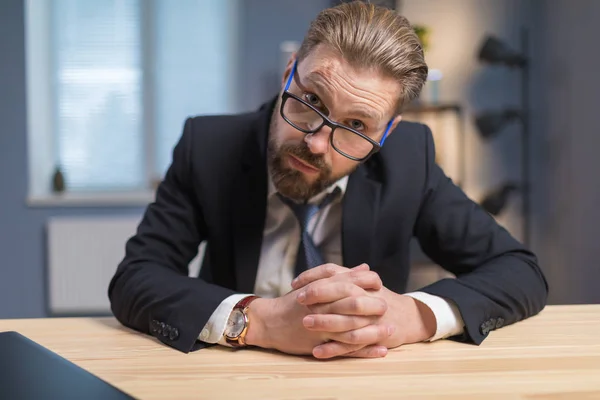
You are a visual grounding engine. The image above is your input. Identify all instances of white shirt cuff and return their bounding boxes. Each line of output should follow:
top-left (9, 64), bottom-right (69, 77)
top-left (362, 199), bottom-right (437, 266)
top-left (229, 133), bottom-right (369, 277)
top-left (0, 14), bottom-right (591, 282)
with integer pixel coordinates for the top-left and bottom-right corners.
top-left (405, 291), bottom-right (465, 341)
top-left (198, 294), bottom-right (253, 346)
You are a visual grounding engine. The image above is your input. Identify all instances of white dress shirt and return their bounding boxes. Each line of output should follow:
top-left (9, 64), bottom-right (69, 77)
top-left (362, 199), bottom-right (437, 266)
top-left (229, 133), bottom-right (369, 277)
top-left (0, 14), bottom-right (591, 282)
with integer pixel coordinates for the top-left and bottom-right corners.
top-left (198, 176), bottom-right (465, 346)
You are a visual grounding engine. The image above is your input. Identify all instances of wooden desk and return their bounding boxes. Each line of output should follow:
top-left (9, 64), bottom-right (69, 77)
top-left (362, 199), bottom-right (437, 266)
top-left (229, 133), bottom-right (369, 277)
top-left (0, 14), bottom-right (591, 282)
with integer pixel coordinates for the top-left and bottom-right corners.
top-left (1, 305), bottom-right (599, 399)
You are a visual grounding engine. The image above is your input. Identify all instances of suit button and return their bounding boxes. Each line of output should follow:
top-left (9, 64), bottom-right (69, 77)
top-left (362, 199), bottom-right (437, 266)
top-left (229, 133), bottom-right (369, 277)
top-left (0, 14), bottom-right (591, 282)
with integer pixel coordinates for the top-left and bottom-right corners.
top-left (169, 328), bottom-right (179, 341)
top-left (162, 325), bottom-right (171, 337)
top-left (496, 318), bottom-right (504, 329)
top-left (151, 320), bottom-right (159, 332)
top-left (479, 323), bottom-right (489, 335)
top-left (156, 322), bottom-right (165, 335)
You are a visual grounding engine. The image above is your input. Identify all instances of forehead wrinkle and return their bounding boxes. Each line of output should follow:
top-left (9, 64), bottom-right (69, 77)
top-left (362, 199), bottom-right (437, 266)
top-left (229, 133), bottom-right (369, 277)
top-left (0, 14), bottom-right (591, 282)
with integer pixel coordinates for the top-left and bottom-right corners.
top-left (303, 71), bottom-right (334, 99)
top-left (306, 68), bottom-right (389, 123)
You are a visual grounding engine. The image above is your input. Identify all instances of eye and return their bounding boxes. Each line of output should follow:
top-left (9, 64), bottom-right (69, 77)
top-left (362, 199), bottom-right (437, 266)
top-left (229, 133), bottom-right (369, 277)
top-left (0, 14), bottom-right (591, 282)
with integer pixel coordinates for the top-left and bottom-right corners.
top-left (304, 93), bottom-right (323, 108)
top-left (349, 120), bottom-right (365, 131)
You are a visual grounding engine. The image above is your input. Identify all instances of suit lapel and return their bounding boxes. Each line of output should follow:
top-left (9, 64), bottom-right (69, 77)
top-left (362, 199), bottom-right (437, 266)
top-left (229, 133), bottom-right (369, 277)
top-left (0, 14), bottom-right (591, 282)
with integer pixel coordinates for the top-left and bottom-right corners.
top-left (231, 100), bottom-right (273, 293)
top-left (230, 97), bottom-right (383, 289)
top-left (342, 160), bottom-right (382, 268)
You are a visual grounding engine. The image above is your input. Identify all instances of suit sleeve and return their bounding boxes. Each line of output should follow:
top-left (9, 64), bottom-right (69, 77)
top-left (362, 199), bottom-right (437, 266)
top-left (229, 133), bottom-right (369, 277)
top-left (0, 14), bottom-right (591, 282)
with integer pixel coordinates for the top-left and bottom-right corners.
top-left (413, 125), bottom-right (549, 345)
top-left (108, 118), bottom-right (237, 353)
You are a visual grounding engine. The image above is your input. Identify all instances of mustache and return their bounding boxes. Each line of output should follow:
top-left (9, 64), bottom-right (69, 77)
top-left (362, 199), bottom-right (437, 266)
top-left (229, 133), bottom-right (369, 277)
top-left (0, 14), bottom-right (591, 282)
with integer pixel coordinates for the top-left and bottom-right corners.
top-left (280, 141), bottom-right (327, 171)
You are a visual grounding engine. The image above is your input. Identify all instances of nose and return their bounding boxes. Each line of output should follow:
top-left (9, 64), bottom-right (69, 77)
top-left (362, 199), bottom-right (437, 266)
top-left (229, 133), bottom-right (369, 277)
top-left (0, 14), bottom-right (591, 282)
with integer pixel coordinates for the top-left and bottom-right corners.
top-left (304, 125), bottom-right (331, 155)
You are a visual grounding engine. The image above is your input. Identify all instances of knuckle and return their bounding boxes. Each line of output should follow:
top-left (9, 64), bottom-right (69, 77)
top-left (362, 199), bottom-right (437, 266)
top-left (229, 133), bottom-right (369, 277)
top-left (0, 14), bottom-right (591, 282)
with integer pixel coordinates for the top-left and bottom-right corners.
top-left (349, 269), bottom-right (362, 279)
top-left (370, 271), bottom-right (383, 284)
top-left (346, 344), bottom-right (366, 357)
top-left (362, 274), bottom-right (376, 287)
top-left (380, 299), bottom-right (389, 313)
top-left (310, 304), bottom-right (327, 314)
top-left (324, 263), bottom-right (340, 276)
top-left (374, 298), bottom-right (388, 314)
top-left (352, 282), bottom-right (366, 294)
top-left (351, 297), bottom-right (364, 314)
top-left (350, 271), bottom-right (381, 288)
top-left (344, 282), bottom-right (359, 296)
top-left (348, 330), bottom-right (361, 344)
top-left (323, 264), bottom-right (335, 275)
top-left (342, 343), bottom-right (357, 353)
top-left (317, 316), bottom-right (331, 328)
top-left (306, 286), bottom-right (319, 299)
top-left (365, 271), bottom-right (378, 279)
top-left (365, 272), bottom-right (382, 287)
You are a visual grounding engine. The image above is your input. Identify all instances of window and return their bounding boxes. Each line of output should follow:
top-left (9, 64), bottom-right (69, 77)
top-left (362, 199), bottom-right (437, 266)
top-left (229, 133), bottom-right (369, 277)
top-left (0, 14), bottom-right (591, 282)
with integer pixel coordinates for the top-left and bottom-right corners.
top-left (25, 0), bottom-right (239, 203)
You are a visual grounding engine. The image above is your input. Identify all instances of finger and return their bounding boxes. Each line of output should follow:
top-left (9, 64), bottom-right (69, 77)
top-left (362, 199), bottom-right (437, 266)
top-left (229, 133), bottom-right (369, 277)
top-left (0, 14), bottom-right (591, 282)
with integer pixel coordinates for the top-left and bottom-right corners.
top-left (313, 342), bottom-right (388, 359)
top-left (292, 264), bottom-right (347, 290)
top-left (328, 324), bottom-right (394, 345)
top-left (312, 342), bottom-right (365, 359)
top-left (345, 345), bottom-right (388, 358)
top-left (347, 269), bottom-right (382, 291)
top-left (296, 270), bottom-right (382, 305)
top-left (291, 263), bottom-right (369, 290)
top-left (303, 314), bottom-right (377, 333)
top-left (309, 296), bottom-right (388, 316)
top-left (298, 282), bottom-right (364, 305)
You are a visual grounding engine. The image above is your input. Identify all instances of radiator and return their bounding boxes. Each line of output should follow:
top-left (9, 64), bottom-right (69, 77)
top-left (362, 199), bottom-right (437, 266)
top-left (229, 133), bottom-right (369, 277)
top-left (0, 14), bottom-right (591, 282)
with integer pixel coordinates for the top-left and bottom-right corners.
top-left (46, 216), bottom-right (203, 315)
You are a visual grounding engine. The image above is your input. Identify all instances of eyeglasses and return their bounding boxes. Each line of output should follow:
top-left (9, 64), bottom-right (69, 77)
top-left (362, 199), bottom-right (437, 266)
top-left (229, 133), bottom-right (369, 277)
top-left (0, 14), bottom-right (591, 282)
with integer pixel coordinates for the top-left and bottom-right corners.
top-left (280, 60), bottom-right (394, 161)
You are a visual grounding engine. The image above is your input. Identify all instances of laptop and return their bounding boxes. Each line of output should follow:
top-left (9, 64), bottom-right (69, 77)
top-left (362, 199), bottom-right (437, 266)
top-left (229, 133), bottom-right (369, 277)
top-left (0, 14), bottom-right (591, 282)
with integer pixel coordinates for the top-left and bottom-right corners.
top-left (0, 331), bottom-right (135, 399)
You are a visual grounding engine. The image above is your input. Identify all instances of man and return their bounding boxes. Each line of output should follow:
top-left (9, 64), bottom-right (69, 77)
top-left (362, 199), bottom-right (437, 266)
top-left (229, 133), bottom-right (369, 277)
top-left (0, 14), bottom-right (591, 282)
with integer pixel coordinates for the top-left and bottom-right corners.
top-left (109, 1), bottom-right (548, 359)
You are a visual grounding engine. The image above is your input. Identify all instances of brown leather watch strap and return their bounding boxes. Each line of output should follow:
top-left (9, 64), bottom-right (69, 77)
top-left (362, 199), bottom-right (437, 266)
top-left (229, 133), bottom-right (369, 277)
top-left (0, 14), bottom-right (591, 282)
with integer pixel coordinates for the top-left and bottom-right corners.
top-left (236, 295), bottom-right (259, 310)
top-left (226, 296), bottom-right (259, 347)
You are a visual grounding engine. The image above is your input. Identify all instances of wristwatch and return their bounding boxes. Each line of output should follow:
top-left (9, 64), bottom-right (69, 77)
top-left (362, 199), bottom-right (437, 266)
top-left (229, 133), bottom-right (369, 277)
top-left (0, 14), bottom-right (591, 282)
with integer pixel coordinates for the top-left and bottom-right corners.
top-left (224, 296), bottom-right (259, 347)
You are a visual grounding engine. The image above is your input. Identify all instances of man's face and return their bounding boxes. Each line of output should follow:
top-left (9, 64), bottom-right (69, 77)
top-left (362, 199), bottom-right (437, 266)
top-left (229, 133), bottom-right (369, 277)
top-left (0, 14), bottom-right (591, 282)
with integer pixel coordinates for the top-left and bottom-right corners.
top-left (268, 45), bottom-right (402, 201)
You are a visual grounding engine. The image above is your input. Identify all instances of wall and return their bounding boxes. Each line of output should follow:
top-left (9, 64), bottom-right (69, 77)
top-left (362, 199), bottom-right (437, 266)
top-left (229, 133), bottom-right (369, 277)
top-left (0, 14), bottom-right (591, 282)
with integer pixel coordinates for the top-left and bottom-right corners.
top-left (2, 0), bottom-right (599, 318)
top-left (399, 0), bottom-right (536, 288)
top-left (402, 0), bottom-right (600, 304)
top-left (0, 0), bottom-right (329, 318)
top-left (238, 0), bottom-right (329, 112)
top-left (0, 0), bottom-right (144, 318)
top-left (528, 0), bottom-right (600, 304)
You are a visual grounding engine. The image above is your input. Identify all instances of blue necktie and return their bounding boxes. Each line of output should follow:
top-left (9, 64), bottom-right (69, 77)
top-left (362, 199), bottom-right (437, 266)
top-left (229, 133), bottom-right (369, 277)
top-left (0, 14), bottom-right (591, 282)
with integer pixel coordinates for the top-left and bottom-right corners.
top-left (277, 188), bottom-right (341, 277)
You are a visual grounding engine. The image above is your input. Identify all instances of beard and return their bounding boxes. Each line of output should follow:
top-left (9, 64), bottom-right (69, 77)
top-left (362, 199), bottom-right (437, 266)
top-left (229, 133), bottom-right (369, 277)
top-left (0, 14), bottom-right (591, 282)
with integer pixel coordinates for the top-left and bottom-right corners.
top-left (267, 105), bottom-right (348, 201)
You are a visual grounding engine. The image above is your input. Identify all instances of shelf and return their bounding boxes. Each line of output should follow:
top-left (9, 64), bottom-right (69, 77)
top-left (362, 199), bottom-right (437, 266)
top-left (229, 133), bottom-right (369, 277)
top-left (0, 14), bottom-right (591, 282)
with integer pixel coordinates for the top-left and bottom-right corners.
top-left (404, 102), bottom-right (462, 114)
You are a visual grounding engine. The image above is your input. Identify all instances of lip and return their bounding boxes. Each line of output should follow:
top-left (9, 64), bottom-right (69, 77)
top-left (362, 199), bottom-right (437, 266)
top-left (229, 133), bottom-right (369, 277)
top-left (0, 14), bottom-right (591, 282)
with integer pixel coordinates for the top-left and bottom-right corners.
top-left (287, 154), bottom-right (320, 175)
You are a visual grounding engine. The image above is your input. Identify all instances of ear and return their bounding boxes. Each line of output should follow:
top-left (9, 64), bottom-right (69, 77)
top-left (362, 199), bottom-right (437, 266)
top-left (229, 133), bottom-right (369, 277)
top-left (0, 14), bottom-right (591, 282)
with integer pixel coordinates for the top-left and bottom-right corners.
top-left (391, 114), bottom-right (403, 130)
top-left (281, 52), bottom-right (297, 88)
top-left (384, 115), bottom-right (403, 139)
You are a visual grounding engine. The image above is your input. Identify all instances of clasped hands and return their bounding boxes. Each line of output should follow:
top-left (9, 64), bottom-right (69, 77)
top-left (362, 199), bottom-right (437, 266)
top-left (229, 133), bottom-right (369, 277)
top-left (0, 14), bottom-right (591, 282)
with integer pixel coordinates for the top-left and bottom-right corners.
top-left (245, 263), bottom-right (437, 359)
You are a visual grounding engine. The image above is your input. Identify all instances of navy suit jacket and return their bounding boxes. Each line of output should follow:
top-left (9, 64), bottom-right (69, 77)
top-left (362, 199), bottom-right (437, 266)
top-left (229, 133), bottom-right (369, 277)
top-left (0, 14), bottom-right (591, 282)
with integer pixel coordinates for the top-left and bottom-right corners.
top-left (108, 98), bottom-right (548, 353)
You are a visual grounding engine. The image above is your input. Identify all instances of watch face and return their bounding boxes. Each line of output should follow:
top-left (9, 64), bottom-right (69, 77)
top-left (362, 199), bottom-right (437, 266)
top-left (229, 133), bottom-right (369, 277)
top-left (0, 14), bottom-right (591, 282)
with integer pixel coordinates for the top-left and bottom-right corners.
top-left (225, 309), bottom-right (246, 338)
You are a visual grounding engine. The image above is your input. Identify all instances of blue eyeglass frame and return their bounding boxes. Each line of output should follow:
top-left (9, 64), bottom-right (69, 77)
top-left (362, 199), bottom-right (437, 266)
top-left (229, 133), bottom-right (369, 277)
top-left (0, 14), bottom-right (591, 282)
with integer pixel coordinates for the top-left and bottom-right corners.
top-left (280, 60), bottom-right (395, 162)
